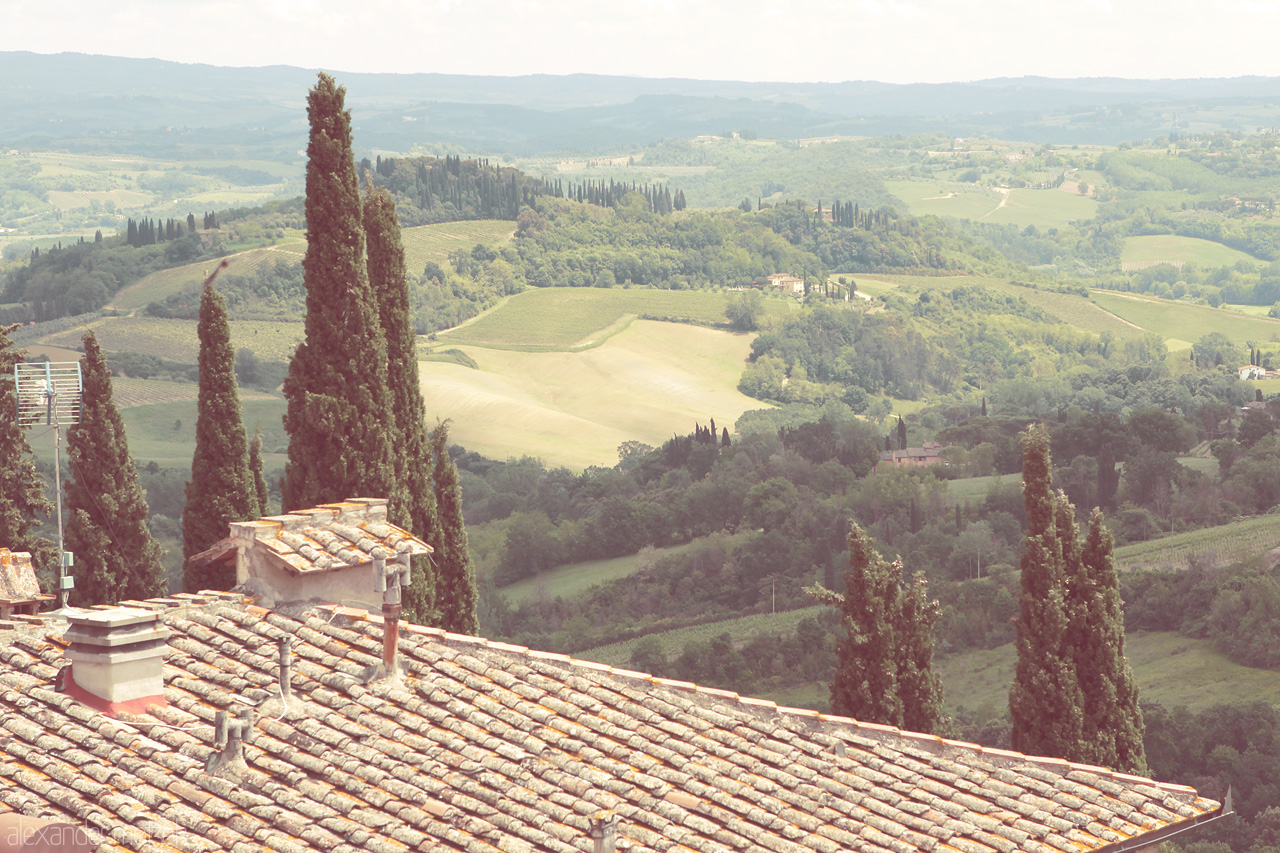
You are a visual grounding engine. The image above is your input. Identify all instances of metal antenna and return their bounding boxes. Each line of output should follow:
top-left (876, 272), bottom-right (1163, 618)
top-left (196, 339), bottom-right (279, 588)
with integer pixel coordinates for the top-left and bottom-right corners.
top-left (14, 361), bottom-right (83, 610)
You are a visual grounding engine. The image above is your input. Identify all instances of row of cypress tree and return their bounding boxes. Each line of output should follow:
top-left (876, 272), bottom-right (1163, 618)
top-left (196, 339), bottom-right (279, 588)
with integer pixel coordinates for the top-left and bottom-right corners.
top-left (278, 73), bottom-right (476, 632)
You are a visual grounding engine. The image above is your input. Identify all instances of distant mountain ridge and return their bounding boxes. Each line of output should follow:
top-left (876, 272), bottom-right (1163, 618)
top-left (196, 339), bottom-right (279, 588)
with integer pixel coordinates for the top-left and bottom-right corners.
top-left (7, 51), bottom-right (1280, 157)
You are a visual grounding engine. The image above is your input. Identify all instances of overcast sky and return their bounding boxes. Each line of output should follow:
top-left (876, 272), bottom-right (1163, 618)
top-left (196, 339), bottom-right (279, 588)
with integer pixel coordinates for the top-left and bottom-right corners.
top-left (4, 0), bottom-right (1279, 84)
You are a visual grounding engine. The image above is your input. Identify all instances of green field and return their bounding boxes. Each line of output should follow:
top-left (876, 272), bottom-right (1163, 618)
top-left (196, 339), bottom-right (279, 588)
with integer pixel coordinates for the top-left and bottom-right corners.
top-left (498, 539), bottom-right (713, 603)
top-left (884, 181), bottom-right (1005, 219)
top-left (581, 619), bottom-right (1280, 716)
top-left (579, 606), bottom-right (826, 669)
top-left (1121, 234), bottom-right (1260, 269)
top-left (120, 397), bottom-right (287, 468)
top-left (439, 287), bottom-right (783, 350)
top-left (401, 220), bottom-right (516, 274)
top-left (40, 317), bottom-right (303, 363)
top-left (946, 474), bottom-right (1014, 502)
top-left (421, 318), bottom-right (766, 469)
top-left (1113, 513), bottom-right (1280, 572)
top-left (107, 240), bottom-right (306, 311)
top-left (46, 189), bottom-right (152, 211)
top-left (983, 188), bottom-right (1099, 229)
top-left (884, 181), bottom-right (1097, 229)
top-left (855, 274), bottom-right (1142, 338)
top-left (939, 631), bottom-right (1280, 716)
top-left (1091, 290), bottom-right (1280, 350)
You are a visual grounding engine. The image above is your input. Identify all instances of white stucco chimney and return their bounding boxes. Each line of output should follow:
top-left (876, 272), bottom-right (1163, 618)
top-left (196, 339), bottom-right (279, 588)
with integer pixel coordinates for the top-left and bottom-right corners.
top-left (61, 607), bottom-right (169, 715)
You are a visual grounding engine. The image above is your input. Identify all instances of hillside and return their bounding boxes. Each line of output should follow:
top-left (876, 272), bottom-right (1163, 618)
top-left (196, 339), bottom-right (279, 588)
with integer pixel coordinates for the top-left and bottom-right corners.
top-left (422, 316), bottom-right (763, 468)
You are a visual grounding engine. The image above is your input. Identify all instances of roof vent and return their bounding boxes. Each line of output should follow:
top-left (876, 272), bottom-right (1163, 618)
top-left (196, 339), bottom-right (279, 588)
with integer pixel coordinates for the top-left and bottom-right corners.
top-left (61, 607), bottom-right (169, 715)
top-left (589, 810), bottom-right (619, 853)
top-left (206, 707), bottom-right (254, 776)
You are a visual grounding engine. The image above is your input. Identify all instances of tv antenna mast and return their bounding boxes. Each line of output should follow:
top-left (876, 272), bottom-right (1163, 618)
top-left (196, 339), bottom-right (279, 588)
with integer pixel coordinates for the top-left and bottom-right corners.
top-left (14, 361), bottom-right (82, 610)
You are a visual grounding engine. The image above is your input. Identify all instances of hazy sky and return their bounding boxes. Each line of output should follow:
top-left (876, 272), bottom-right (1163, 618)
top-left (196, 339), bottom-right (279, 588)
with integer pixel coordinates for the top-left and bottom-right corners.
top-left (5, 0), bottom-right (1279, 84)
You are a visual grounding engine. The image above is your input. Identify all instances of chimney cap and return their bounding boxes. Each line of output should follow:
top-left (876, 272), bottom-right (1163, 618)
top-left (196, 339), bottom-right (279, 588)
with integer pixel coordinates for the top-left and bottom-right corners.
top-left (66, 606), bottom-right (159, 630)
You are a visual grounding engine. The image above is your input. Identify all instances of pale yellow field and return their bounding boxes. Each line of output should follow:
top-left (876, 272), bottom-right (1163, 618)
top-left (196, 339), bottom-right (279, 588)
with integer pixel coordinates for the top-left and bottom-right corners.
top-left (419, 320), bottom-right (765, 468)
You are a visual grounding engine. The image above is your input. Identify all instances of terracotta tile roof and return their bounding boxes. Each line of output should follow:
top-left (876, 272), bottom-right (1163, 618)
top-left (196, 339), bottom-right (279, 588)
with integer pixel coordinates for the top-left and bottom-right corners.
top-left (0, 595), bottom-right (1222, 853)
top-left (0, 550), bottom-right (42, 601)
top-left (0, 549), bottom-right (54, 619)
top-left (196, 498), bottom-right (431, 576)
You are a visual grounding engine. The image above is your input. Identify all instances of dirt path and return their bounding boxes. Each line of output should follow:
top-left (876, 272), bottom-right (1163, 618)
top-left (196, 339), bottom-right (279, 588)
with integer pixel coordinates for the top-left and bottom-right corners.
top-left (1087, 290), bottom-right (1149, 330)
top-left (978, 188), bottom-right (1010, 220)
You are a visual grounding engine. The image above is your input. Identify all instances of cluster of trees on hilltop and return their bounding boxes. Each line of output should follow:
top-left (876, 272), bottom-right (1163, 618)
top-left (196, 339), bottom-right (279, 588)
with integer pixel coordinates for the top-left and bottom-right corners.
top-left (740, 291), bottom-right (1099, 406)
top-left (1, 231), bottom-right (213, 321)
top-left (369, 154), bottom-right (687, 226)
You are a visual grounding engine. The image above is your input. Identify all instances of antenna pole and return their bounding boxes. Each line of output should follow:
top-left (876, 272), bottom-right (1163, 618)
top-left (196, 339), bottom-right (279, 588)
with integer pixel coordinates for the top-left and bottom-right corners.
top-left (53, 422), bottom-right (66, 609)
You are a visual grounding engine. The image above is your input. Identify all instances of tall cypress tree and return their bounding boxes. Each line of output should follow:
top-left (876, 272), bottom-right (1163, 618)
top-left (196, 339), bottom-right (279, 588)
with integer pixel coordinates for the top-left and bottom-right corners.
top-left (812, 522), bottom-right (944, 732)
top-left (65, 333), bottom-right (166, 606)
top-left (1009, 423), bottom-right (1085, 759)
top-left (182, 277), bottom-right (259, 591)
top-left (1071, 508), bottom-right (1147, 774)
top-left (897, 572), bottom-right (946, 734)
top-left (282, 73), bottom-right (396, 512)
top-left (364, 183), bottom-right (438, 623)
top-left (431, 420), bottom-right (478, 635)
top-left (0, 324), bottom-right (55, 575)
top-left (248, 429), bottom-right (270, 517)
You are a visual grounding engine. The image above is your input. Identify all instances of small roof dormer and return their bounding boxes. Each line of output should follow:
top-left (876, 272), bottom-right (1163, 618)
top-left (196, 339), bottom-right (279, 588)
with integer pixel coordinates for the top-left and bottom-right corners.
top-left (186, 497), bottom-right (431, 610)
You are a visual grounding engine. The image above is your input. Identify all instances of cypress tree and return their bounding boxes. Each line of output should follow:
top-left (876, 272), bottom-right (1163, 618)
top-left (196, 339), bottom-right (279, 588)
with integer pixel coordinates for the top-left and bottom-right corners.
top-left (282, 73), bottom-right (396, 512)
top-left (897, 572), bottom-right (946, 734)
top-left (0, 323), bottom-right (55, 575)
top-left (364, 182), bottom-right (439, 623)
top-left (1070, 508), bottom-right (1147, 774)
top-left (813, 523), bottom-right (944, 732)
top-left (1009, 423), bottom-right (1085, 759)
top-left (431, 420), bottom-right (478, 635)
top-left (64, 333), bottom-right (166, 606)
top-left (182, 274), bottom-right (259, 591)
top-left (248, 429), bottom-right (270, 517)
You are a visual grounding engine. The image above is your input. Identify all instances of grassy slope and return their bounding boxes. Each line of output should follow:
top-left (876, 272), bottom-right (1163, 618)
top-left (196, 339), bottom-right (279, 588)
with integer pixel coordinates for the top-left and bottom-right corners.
top-left (108, 240), bottom-right (306, 310)
top-left (40, 317), bottom-right (302, 362)
top-left (1122, 234), bottom-right (1261, 267)
top-left (938, 631), bottom-right (1280, 716)
top-left (108, 219), bottom-right (512, 313)
top-left (1113, 513), bottom-right (1280, 572)
top-left (401, 220), bottom-right (516, 273)
top-left (1090, 290), bottom-right (1280, 351)
top-left (421, 318), bottom-right (765, 469)
top-left (579, 606), bottom-right (826, 668)
top-left (438, 287), bottom-right (788, 350)
top-left (120, 397), bottom-right (287, 469)
top-left (855, 274), bottom-right (1142, 338)
top-left (581, 614), bottom-right (1280, 716)
top-left (885, 180), bottom-right (1097, 228)
top-left (498, 539), bottom-right (712, 603)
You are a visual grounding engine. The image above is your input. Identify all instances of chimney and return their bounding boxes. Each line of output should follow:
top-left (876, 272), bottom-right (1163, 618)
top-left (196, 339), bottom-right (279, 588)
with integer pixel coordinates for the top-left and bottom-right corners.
top-left (61, 607), bottom-right (169, 715)
top-left (589, 811), bottom-right (619, 853)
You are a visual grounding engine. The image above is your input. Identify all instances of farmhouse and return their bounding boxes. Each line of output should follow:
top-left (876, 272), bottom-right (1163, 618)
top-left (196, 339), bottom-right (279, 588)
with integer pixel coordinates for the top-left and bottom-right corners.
top-left (0, 499), bottom-right (1230, 853)
top-left (1239, 364), bottom-right (1266, 381)
top-left (766, 272), bottom-right (804, 293)
top-left (879, 440), bottom-right (945, 469)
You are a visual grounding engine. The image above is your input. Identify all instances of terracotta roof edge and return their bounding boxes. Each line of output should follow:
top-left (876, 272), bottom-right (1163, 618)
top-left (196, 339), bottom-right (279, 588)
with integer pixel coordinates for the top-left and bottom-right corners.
top-left (295, 602), bottom-right (1218, 797)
